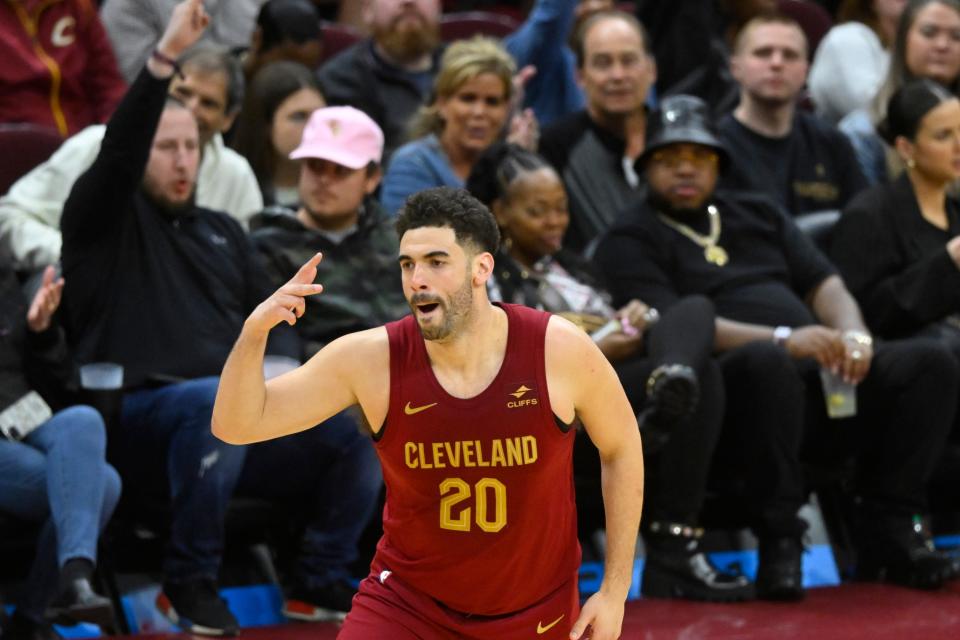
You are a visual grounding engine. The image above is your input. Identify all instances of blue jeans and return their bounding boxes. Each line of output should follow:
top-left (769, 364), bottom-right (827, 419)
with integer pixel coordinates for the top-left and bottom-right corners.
top-left (0, 406), bottom-right (122, 619)
top-left (238, 409), bottom-right (382, 588)
top-left (117, 377), bottom-right (382, 587)
top-left (116, 377), bottom-right (246, 583)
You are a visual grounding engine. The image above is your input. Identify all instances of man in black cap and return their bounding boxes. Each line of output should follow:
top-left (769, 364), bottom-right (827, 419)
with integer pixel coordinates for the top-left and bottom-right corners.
top-left (596, 94), bottom-right (960, 600)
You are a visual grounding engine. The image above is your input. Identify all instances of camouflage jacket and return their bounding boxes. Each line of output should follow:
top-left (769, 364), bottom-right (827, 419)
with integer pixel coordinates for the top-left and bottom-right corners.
top-left (250, 201), bottom-right (409, 359)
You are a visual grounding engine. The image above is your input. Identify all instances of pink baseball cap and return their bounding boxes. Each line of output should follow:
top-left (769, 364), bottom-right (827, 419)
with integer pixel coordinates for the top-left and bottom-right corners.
top-left (289, 106), bottom-right (384, 168)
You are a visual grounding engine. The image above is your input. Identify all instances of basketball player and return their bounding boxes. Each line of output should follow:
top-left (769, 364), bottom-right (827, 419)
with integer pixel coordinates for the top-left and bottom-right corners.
top-left (212, 187), bottom-right (644, 639)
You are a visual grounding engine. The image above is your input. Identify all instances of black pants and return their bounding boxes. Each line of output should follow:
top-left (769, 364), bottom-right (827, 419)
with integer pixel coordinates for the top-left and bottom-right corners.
top-left (711, 337), bottom-right (957, 539)
top-left (615, 295), bottom-right (723, 526)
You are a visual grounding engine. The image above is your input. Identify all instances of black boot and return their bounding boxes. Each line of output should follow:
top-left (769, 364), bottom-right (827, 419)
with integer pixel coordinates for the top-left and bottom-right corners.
top-left (47, 559), bottom-right (114, 630)
top-left (855, 512), bottom-right (955, 590)
top-left (756, 536), bottom-right (805, 601)
top-left (638, 364), bottom-right (699, 455)
top-left (642, 521), bottom-right (755, 602)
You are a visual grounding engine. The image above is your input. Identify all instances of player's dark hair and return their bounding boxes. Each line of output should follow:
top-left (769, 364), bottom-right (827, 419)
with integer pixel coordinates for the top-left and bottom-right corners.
top-left (395, 187), bottom-right (500, 255)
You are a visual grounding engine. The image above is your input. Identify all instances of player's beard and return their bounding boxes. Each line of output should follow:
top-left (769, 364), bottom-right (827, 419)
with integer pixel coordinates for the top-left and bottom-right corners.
top-left (373, 16), bottom-right (440, 65)
top-left (410, 275), bottom-right (473, 341)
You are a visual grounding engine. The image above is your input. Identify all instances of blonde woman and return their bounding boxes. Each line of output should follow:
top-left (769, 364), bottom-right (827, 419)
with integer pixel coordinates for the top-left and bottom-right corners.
top-left (380, 37), bottom-right (535, 214)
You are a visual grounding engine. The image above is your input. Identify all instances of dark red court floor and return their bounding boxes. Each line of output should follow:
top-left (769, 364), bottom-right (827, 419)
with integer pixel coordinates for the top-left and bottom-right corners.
top-left (117, 582), bottom-right (960, 639)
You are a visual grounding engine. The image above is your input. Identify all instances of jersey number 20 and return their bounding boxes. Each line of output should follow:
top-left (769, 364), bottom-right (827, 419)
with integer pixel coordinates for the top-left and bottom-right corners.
top-left (439, 477), bottom-right (507, 533)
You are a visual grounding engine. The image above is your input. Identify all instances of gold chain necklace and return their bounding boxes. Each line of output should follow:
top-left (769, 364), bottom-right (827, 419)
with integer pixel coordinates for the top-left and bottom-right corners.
top-left (658, 204), bottom-right (729, 266)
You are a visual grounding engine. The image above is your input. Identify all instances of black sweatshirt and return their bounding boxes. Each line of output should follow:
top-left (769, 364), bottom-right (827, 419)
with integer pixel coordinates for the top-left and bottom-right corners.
top-left (60, 66), bottom-right (296, 388)
top-left (0, 262), bottom-right (74, 413)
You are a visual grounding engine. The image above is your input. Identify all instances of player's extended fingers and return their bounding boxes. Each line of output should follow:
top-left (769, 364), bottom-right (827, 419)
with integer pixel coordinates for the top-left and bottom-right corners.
top-left (288, 252), bottom-right (323, 285)
top-left (279, 282), bottom-right (324, 298)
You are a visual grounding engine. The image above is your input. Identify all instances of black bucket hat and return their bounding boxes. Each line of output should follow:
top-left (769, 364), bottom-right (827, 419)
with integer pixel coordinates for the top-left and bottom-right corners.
top-left (638, 95), bottom-right (728, 167)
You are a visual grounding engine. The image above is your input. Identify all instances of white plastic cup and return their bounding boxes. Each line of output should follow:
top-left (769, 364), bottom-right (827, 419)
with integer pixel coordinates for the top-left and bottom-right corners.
top-left (79, 362), bottom-right (124, 390)
top-left (263, 355), bottom-right (300, 380)
top-left (819, 368), bottom-right (857, 419)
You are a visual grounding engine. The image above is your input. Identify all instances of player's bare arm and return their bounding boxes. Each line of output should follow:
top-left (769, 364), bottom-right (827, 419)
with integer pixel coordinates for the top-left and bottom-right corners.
top-left (545, 316), bottom-right (644, 640)
top-left (213, 253), bottom-right (390, 444)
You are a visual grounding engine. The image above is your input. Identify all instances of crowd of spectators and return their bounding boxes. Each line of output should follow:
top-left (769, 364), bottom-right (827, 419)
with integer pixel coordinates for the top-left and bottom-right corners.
top-left (3, 0), bottom-right (960, 637)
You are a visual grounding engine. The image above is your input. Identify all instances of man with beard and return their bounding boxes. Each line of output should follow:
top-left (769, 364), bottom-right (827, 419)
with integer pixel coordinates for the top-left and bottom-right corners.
top-left (317, 0), bottom-right (443, 159)
top-left (0, 45), bottom-right (261, 272)
top-left (212, 186), bottom-right (645, 640)
top-left (538, 9), bottom-right (656, 251)
top-left (596, 94), bottom-right (959, 600)
top-left (717, 13), bottom-right (867, 216)
top-left (60, 1), bottom-right (382, 633)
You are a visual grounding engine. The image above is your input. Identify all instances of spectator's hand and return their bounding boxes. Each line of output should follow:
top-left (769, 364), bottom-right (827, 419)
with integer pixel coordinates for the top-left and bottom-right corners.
top-left (840, 331), bottom-right (872, 384)
top-left (947, 236), bottom-right (960, 268)
top-left (510, 64), bottom-right (537, 114)
top-left (507, 107), bottom-right (539, 151)
top-left (26, 266), bottom-right (64, 333)
top-left (784, 325), bottom-right (845, 370)
top-left (570, 590), bottom-right (624, 639)
top-left (597, 328), bottom-right (643, 362)
top-left (244, 253), bottom-right (324, 336)
top-left (616, 299), bottom-right (653, 334)
top-left (156, 0), bottom-right (209, 60)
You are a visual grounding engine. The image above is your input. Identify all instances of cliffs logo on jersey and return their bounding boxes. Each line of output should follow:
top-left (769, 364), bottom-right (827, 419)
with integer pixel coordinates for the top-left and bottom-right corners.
top-left (507, 383), bottom-right (538, 409)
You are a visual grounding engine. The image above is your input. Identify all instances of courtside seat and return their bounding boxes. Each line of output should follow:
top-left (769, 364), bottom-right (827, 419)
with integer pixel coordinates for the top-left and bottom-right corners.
top-left (440, 11), bottom-right (520, 41)
top-left (0, 123), bottom-right (63, 195)
top-left (794, 209), bottom-right (841, 253)
top-left (778, 0), bottom-right (833, 58)
top-left (319, 21), bottom-right (363, 63)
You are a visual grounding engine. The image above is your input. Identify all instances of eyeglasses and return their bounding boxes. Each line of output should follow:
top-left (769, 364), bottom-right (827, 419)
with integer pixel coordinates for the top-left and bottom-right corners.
top-left (649, 147), bottom-right (719, 169)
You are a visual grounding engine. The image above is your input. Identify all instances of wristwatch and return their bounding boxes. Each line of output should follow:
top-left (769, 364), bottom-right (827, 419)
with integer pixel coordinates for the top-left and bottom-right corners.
top-left (773, 325), bottom-right (793, 347)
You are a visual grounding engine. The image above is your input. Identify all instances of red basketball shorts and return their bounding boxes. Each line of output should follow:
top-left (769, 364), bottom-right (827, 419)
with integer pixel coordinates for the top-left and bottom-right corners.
top-left (338, 567), bottom-right (580, 639)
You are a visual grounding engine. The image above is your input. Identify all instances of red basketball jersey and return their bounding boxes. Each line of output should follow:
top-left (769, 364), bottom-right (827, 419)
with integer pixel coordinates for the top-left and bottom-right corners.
top-left (373, 303), bottom-right (581, 616)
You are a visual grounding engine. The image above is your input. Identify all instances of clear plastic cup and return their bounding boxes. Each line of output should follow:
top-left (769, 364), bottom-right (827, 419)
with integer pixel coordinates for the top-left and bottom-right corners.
top-left (819, 368), bottom-right (857, 419)
top-left (78, 363), bottom-right (124, 433)
top-left (79, 362), bottom-right (124, 390)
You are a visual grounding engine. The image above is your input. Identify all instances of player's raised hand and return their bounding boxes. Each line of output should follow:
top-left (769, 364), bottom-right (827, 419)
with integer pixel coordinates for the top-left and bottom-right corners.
top-left (244, 253), bottom-right (324, 336)
top-left (156, 0), bottom-right (209, 60)
top-left (570, 590), bottom-right (624, 640)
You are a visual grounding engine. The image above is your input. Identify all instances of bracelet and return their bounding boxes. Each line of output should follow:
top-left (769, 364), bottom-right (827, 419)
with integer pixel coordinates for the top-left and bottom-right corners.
top-left (842, 329), bottom-right (873, 347)
top-left (151, 48), bottom-right (184, 79)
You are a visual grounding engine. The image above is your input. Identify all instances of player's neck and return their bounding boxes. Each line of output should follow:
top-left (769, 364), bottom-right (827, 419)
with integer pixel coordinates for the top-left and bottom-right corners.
top-left (424, 302), bottom-right (508, 396)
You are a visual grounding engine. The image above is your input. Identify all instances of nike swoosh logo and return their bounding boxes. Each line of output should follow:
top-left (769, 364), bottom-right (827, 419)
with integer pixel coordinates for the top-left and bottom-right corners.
top-left (537, 614), bottom-right (564, 634)
top-left (404, 401), bottom-right (438, 416)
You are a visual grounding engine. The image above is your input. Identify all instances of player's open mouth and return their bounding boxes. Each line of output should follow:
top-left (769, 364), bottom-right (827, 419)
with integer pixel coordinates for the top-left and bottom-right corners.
top-left (417, 303), bottom-right (440, 314)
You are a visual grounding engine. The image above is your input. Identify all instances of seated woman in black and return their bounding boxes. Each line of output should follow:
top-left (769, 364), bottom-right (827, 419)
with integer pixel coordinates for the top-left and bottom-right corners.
top-left (832, 80), bottom-right (960, 412)
top-left (466, 142), bottom-right (754, 603)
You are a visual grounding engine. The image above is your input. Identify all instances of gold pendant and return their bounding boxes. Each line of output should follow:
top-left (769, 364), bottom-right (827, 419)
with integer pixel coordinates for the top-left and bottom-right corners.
top-left (704, 245), bottom-right (728, 266)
